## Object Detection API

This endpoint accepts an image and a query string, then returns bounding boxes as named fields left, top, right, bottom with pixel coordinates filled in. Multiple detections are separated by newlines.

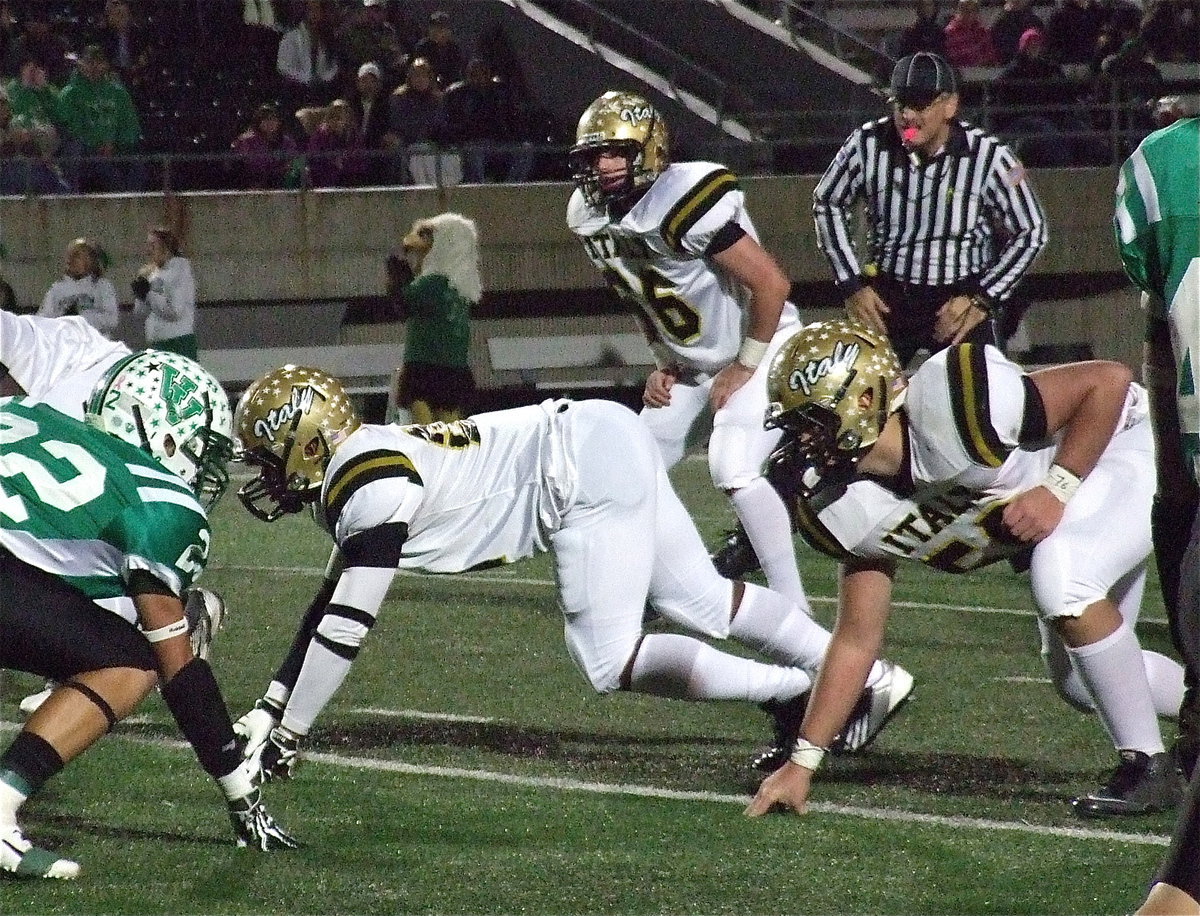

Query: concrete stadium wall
left=0, top=165, right=1144, bottom=370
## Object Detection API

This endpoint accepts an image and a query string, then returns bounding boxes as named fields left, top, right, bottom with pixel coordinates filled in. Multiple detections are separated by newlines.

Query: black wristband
left=160, top=657, right=241, bottom=779
left=969, top=292, right=997, bottom=318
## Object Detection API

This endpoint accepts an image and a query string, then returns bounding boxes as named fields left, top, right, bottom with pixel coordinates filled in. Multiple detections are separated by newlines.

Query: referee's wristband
left=788, top=737, right=828, bottom=771
left=1041, top=463, right=1082, bottom=504
left=736, top=337, right=770, bottom=370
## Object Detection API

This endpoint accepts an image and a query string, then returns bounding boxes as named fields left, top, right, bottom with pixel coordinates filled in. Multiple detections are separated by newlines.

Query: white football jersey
left=319, top=401, right=577, bottom=573
left=0, top=310, right=130, bottom=418
left=794, top=344, right=1150, bottom=573
left=567, top=161, right=799, bottom=374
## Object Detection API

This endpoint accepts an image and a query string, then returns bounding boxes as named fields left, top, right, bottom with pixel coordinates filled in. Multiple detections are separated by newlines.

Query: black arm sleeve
left=273, top=575, right=339, bottom=693
left=1018, top=374, right=1049, bottom=446
left=703, top=221, right=747, bottom=258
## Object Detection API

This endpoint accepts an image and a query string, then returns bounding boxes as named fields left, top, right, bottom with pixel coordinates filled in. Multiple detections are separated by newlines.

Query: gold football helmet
left=569, top=90, right=669, bottom=208
left=233, top=365, right=362, bottom=521
left=765, top=319, right=907, bottom=499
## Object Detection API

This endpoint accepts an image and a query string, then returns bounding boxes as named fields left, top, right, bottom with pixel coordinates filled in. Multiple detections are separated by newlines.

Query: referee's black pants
left=872, top=274, right=997, bottom=367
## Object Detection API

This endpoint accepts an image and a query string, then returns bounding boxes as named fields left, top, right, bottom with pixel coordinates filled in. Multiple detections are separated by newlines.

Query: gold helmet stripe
left=946, top=343, right=1009, bottom=468
left=792, top=495, right=853, bottom=560
left=324, top=450, right=422, bottom=525
left=662, top=169, right=738, bottom=254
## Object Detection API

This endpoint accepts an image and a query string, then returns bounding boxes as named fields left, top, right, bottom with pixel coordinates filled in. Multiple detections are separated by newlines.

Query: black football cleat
left=1070, top=750, right=1184, bottom=818
left=751, top=690, right=809, bottom=772
left=711, top=525, right=762, bottom=579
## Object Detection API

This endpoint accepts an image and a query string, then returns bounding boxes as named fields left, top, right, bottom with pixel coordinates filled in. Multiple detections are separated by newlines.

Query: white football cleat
left=0, top=826, right=80, bottom=879
left=185, top=588, right=227, bottom=662
left=18, top=683, right=54, bottom=717
left=832, top=660, right=915, bottom=753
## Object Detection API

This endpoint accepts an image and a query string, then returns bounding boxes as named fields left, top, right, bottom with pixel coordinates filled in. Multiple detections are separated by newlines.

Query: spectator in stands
left=385, top=212, right=479, bottom=424
left=385, top=55, right=458, bottom=186
left=276, top=0, right=340, bottom=111
left=443, top=56, right=515, bottom=183
left=1, top=61, right=69, bottom=194
left=992, top=0, right=1045, bottom=64
left=1094, top=24, right=1164, bottom=149
left=335, top=0, right=407, bottom=87
left=1141, top=0, right=1200, bottom=63
left=349, top=60, right=391, bottom=183
left=57, top=44, right=143, bottom=193
left=5, top=6, right=70, bottom=85
left=91, top=0, right=152, bottom=96
left=943, top=0, right=997, bottom=67
left=1044, top=0, right=1107, bottom=65
left=37, top=237, right=118, bottom=337
left=131, top=226, right=197, bottom=359
left=993, top=28, right=1085, bottom=166
left=889, top=0, right=946, bottom=58
left=413, top=9, right=465, bottom=88
left=305, top=98, right=368, bottom=188
left=230, top=100, right=301, bottom=190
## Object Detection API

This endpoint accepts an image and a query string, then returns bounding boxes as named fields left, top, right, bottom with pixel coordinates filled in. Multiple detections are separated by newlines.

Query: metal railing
left=0, top=89, right=1169, bottom=200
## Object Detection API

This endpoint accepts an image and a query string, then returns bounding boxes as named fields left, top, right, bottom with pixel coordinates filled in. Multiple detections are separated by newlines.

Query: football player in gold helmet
left=567, top=90, right=813, bottom=631
left=230, top=368, right=914, bottom=787
left=746, top=319, right=1184, bottom=820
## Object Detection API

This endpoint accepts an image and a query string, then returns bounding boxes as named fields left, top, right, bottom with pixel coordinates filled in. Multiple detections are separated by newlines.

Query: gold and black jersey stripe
left=661, top=168, right=739, bottom=255
left=946, top=343, right=1010, bottom=468
left=323, top=449, right=422, bottom=527
left=792, top=496, right=853, bottom=562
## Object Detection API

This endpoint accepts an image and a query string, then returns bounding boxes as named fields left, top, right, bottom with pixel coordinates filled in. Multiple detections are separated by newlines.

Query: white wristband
left=143, top=617, right=189, bottom=643
left=736, top=337, right=770, bottom=370
left=1041, top=463, right=1082, bottom=504
left=788, top=737, right=827, bottom=771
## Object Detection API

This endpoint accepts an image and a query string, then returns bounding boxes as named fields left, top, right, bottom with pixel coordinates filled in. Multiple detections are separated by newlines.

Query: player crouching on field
left=0, top=352, right=297, bottom=880
left=228, top=366, right=912, bottom=788
left=745, top=319, right=1185, bottom=819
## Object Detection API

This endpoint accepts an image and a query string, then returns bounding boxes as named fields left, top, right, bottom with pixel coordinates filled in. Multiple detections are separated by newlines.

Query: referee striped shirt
left=813, top=117, right=1048, bottom=305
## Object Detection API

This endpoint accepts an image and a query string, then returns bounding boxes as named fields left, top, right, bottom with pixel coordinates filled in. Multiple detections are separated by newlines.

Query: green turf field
left=0, top=457, right=1182, bottom=915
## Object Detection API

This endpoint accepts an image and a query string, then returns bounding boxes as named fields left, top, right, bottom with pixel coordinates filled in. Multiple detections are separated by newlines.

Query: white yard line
left=0, top=720, right=1170, bottom=848
left=208, top=563, right=1171, bottom=627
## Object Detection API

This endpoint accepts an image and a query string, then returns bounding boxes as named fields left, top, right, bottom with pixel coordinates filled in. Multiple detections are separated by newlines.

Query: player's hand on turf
left=260, top=725, right=302, bottom=781
left=233, top=700, right=280, bottom=766
left=227, top=787, right=300, bottom=850
left=744, top=762, right=814, bottom=817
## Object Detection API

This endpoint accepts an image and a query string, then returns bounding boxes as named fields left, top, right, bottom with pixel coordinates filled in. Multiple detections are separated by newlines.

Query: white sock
left=728, top=582, right=829, bottom=670
left=729, top=583, right=888, bottom=687
left=0, top=777, right=27, bottom=831
left=1067, top=623, right=1165, bottom=755
left=1142, top=649, right=1186, bottom=718
left=730, top=479, right=810, bottom=614
left=628, top=632, right=811, bottom=703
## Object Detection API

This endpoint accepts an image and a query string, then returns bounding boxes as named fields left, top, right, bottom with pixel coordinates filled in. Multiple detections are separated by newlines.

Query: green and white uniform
left=0, top=397, right=210, bottom=627
left=1115, top=116, right=1200, bottom=480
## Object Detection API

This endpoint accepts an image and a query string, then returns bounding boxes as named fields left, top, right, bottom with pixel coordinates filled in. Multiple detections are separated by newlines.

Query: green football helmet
left=85, top=349, right=234, bottom=508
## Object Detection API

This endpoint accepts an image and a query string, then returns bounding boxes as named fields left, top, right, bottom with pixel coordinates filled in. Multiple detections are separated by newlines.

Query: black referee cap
left=889, top=52, right=958, bottom=107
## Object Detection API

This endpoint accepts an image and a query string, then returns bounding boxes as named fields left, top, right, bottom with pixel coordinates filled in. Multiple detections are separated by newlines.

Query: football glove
left=226, top=787, right=300, bottom=851
left=131, top=274, right=151, bottom=299
left=260, top=725, right=302, bottom=782
left=233, top=699, right=281, bottom=766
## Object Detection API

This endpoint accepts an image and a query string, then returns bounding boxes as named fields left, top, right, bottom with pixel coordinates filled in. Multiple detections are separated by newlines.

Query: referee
left=813, top=51, right=1048, bottom=365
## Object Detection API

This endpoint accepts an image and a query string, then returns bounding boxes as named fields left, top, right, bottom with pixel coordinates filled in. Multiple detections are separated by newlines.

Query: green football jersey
left=1115, top=116, right=1200, bottom=479
left=0, top=397, right=211, bottom=626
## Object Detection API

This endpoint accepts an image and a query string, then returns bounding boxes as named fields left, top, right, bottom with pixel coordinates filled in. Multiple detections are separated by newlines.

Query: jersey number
left=0, top=413, right=106, bottom=522
left=601, top=263, right=702, bottom=344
